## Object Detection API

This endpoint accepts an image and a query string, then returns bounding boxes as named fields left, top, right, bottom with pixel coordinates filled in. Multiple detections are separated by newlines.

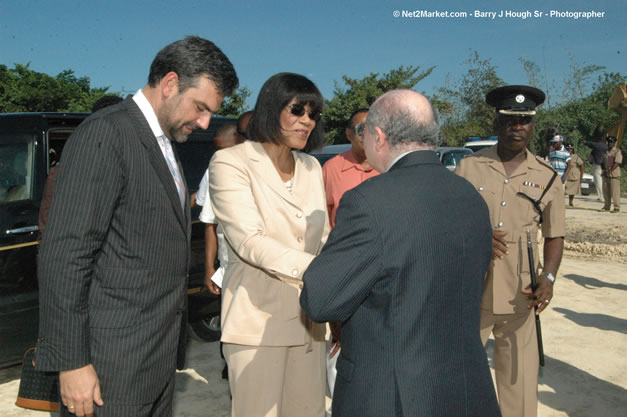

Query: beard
left=167, top=122, right=198, bottom=143
left=158, top=96, right=197, bottom=143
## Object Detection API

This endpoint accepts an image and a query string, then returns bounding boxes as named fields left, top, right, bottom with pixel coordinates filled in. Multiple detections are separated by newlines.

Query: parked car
left=464, top=136, right=498, bottom=153
left=309, top=144, right=351, bottom=166
left=580, top=172, right=595, bottom=196
left=435, top=147, right=473, bottom=171
left=0, top=112, right=234, bottom=366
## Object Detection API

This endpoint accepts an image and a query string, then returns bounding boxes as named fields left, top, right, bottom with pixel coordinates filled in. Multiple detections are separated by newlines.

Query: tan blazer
left=209, top=140, right=329, bottom=346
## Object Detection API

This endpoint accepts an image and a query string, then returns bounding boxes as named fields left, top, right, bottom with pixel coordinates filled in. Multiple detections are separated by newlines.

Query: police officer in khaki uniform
left=601, top=135, right=622, bottom=212
left=456, top=85, right=565, bottom=417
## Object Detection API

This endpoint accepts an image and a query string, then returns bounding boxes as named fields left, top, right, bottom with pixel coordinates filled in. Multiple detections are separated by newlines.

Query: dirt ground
left=1, top=194, right=625, bottom=417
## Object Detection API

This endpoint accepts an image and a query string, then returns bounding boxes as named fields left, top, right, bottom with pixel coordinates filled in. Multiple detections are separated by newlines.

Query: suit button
left=498, top=221, right=504, bottom=228
left=297, top=237, right=303, bottom=243
left=501, top=201, right=507, bottom=206
left=504, top=179, right=509, bottom=184
left=292, top=269, right=299, bottom=276
left=478, top=186, right=484, bottom=191
left=296, top=212, right=303, bottom=218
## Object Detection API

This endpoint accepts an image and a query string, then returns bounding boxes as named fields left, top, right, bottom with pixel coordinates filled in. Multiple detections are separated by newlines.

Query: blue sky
left=1, top=0, right=624, bottom=108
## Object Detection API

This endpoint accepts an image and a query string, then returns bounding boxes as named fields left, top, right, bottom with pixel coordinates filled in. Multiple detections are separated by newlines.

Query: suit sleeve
left=208, top=150, right=319, bottom=286
left=36, top=117, right=124, bottom=371
left=300, top=187, right=383, bottom=323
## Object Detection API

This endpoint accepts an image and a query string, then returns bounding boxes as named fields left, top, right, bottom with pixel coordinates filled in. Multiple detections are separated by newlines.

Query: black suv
left=0, top=112, right=233, bottom=367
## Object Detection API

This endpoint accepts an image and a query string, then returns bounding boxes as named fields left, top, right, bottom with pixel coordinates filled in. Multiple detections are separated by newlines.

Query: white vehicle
left=464, top=136, right=498, bottom=153
left=580, top=173, right=595, bottom=195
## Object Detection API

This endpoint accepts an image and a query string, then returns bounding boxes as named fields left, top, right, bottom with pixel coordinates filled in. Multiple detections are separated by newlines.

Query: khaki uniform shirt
left=456, top=146, right=565, bottom=314
left=607, top=148, right=623, bottom=178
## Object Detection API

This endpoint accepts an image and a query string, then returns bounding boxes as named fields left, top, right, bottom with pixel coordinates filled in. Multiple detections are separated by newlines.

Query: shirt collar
left=340, top=150, right=374, bottom=173
left=386, top=149, right=427, bottom=172
left=133, top=89, right=164, bottom=138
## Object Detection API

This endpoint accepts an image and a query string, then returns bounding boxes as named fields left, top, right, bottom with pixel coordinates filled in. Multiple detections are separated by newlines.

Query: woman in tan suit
left=209, top=73, right=329, bottom=417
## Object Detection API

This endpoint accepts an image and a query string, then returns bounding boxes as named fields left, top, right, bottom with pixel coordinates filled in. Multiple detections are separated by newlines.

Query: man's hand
left=204, top=267, right=221, bottom=295
left=59, top=364, right=103, bottom=417
left=522, top=273, right=554, bottom=315
left=492, top=230, right=509, bottom=260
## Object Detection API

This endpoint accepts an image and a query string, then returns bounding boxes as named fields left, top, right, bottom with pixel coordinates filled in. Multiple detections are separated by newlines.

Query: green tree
left=216, top=86, right=252, bottom=118
left=532, top=72, right=624, bottom=158
left=434, top=51, right=504, bottom=146
left=323, top=65, right=434, bottom=144
left=0, top=63, right=112, bottom=112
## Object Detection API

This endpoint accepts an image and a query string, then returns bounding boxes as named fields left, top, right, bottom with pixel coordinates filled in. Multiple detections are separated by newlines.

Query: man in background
left=602, top=135, right=622, bottom=213
left=322, top=108, right=378, bottom=229
left=585, top=133, right=608, bottom=202
left=549, top=135, right=570, bottom=180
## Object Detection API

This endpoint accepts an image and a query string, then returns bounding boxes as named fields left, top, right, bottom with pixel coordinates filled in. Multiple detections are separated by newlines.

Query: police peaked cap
left=486, top=85, right=546, bottom=116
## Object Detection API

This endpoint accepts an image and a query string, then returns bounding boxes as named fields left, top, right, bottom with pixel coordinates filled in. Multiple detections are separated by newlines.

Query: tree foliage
left=216, top=86, right=252, bottom=118
left=434, top=51, right=504, bottom=146
left=532, top=72, right=625, bottom=157
left=0, top=63, right=112, bottom=112
left=323, top=65, right=434, bottom=144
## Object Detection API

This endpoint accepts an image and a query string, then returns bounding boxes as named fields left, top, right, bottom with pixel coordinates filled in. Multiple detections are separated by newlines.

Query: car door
left=0, top=124, right=41, bottom=366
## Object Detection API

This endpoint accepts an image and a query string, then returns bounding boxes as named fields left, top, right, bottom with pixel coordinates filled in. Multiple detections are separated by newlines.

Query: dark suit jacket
left=301, top=150, right=501, bottom=417
left=36, top=98, right=191, bottom=404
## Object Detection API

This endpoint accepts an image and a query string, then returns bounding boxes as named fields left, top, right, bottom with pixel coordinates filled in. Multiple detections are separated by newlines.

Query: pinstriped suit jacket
left=301, top=151, right=501, bottom=417
left=36, top=98, right=191, bottom=404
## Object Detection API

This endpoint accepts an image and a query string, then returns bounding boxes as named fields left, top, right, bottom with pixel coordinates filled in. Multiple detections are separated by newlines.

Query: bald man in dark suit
left=301, top=90, right=501, bottom=417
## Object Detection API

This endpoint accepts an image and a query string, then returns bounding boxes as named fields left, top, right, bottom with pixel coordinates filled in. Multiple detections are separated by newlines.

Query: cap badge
left=515, top=94, right=525, bottom=103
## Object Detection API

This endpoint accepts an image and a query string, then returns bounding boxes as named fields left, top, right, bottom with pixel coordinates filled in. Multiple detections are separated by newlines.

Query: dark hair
left=237, top=111, right=254, bottom=139
left=148, top=36, right=238, bottom=97
left=92, top=95, right=123, bottom=113
left=346, top=108, right=369, bottom=128
left=248, top=73, right=324, bottom=153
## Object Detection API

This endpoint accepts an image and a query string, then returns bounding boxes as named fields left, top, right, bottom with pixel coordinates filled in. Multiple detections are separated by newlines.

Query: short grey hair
left=365, top=90, right=440, bottom=148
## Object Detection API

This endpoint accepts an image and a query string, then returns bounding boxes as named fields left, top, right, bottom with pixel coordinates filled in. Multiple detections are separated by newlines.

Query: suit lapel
left=246, top=141, right=300, bottom=205
left=125, top=99, right=188, bottom=232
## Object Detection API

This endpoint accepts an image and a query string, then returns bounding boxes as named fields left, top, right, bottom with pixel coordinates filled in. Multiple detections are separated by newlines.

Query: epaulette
left=534, top=155, right=558, bottom=174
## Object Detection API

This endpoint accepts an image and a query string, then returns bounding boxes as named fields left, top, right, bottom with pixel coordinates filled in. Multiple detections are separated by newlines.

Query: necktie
left=160, top=135, right=186, bottom=209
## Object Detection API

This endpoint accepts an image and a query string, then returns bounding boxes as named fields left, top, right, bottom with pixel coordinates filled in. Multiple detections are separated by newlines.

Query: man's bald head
left=366, top=89, right=439, bottom=149
left=363, top=90, right=440, bottom=172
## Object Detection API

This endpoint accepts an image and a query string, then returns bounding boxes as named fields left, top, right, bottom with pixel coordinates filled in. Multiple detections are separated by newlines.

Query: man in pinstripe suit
left=36, top=36, right=238, bottom=417
left=301, top=90, right=501, bottom=417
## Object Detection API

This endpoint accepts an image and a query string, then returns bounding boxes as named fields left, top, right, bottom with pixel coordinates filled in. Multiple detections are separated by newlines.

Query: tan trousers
left=602, top=177, right=621, bottom=211
left=481, top=309, right=539, bottom=417
left=223, top=342, right=326, bottom=417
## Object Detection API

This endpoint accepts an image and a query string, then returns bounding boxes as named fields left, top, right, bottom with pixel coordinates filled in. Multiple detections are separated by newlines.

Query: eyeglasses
left=352, top=123, right=365, bottom=136
left=287, top=103, right=322, bottom=122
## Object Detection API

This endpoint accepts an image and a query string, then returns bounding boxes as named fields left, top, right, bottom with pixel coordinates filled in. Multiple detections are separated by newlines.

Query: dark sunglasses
left=287, top=103, right=322, bottom=122
left=499, top=115, right=533, bottom=126
left=352, top=122, right=365, bottom=136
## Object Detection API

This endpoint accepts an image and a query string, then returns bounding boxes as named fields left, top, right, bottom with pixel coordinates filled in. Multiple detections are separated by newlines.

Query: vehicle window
left=442, top=151, right=471, bottom=168
left=47, top=129, right=74, bottom=172
left=0, top=137, right=35, bottom=202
